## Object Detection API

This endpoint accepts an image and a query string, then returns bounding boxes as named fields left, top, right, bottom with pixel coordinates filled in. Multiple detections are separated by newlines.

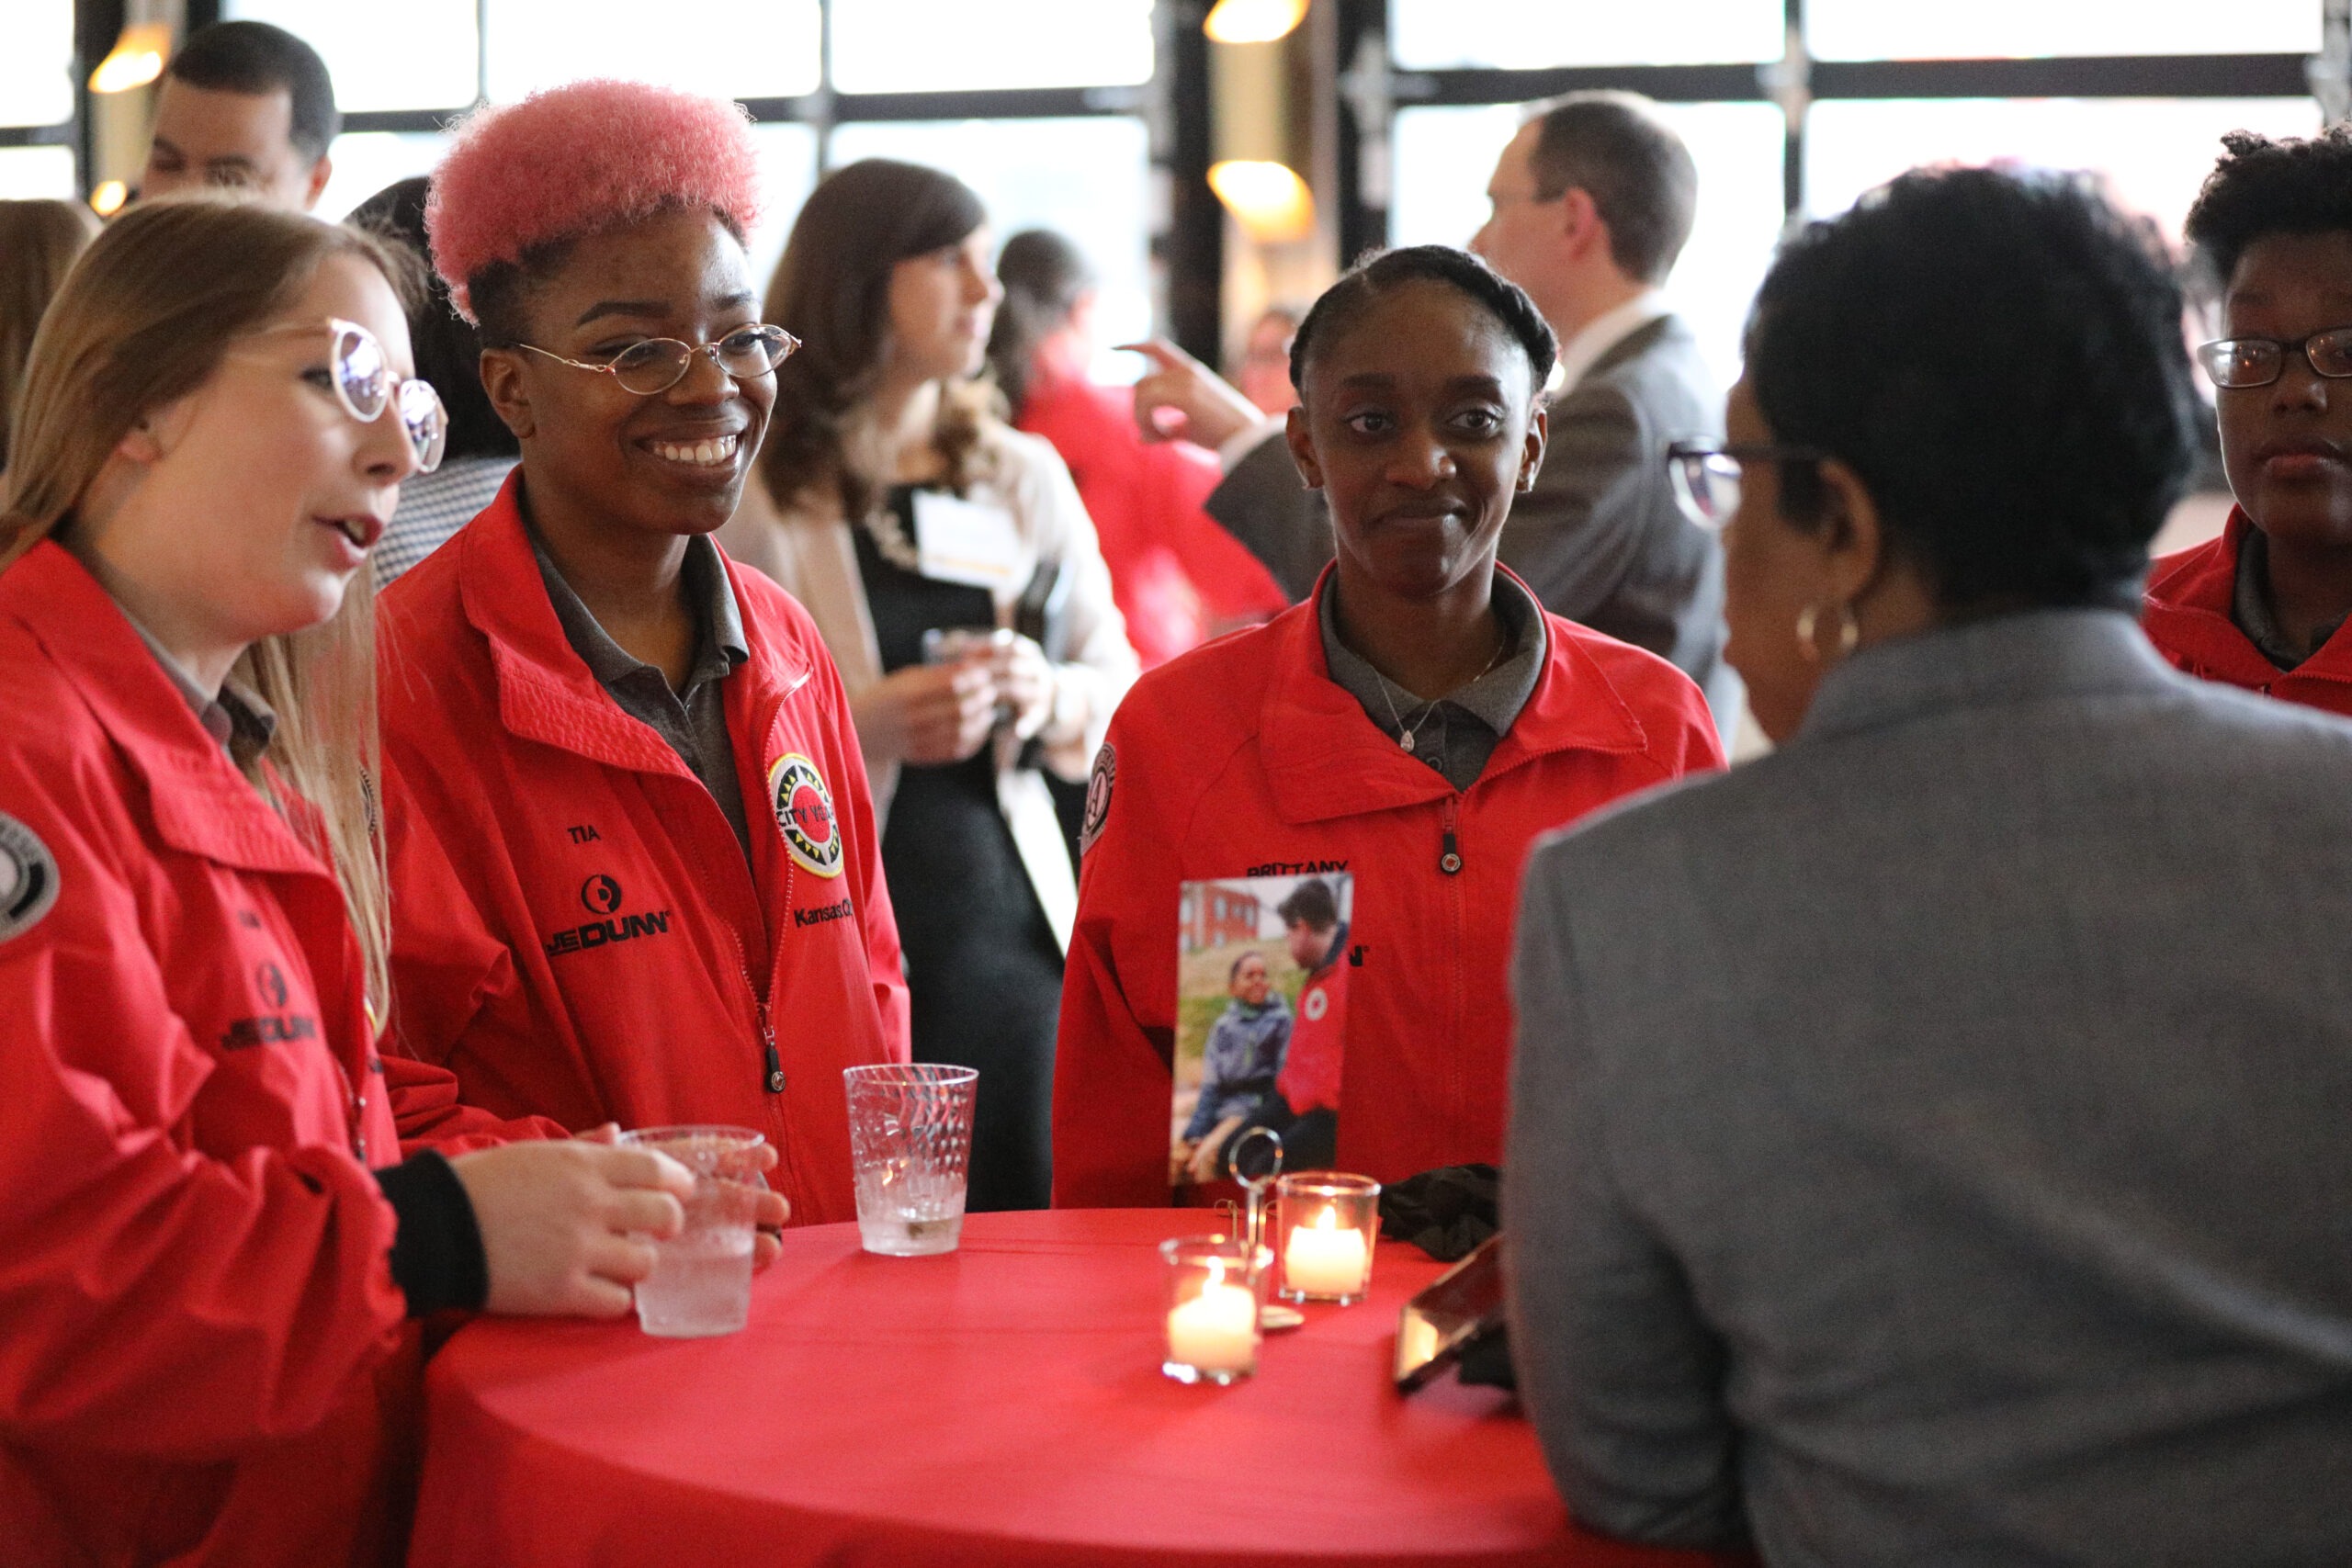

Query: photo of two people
left=1170, top=872, right=1353, bottom=1189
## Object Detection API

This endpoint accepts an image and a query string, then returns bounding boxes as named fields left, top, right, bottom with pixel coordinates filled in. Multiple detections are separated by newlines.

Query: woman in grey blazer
left=1506, top=166, right=2352, bottom=1568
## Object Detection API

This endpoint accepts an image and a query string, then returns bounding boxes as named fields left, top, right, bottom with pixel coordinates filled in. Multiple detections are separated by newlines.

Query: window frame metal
left=1336, top=0, right=2342, bottom=256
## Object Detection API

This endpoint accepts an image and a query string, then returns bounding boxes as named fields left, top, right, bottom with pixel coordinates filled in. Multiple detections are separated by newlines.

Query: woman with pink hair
left=378, top=80, right=910, bottom=1233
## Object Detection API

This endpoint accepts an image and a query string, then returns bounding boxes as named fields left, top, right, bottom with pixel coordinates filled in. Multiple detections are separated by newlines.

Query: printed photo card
left=1170, top=871, right=1353, bottom=1190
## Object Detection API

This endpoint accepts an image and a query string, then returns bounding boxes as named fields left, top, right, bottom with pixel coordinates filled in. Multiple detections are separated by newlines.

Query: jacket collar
left=1796, top=607, right=2183, bottom=747
left=1258, top=565, right=1654, bottom=825
left=455, top=469, right=808, bottom=773
left=1557, top=296, right=1672, bottom=394
left=4, top=542, right=328, bottom=876
left=2143, top=506, right=2352, bottom=689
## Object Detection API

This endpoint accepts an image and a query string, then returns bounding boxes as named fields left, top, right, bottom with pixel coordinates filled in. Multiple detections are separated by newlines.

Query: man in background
left=1132, top=93, right=1736, bottom=732
left=140, top=19, right=336, bottom=212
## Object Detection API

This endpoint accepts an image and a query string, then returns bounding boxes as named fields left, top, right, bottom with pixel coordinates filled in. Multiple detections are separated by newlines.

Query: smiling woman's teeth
left=650, top=434, right=741, bottom=466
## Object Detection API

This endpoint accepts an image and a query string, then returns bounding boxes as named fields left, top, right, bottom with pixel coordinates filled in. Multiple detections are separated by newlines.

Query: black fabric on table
left=855, top=489, right=1064, bottom=1213
left=1379, top=1163, right=1499, bottom=1262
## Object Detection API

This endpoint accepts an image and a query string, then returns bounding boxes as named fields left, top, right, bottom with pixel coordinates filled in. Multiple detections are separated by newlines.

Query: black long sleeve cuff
left=375, top=1150, right=490, bottom=1317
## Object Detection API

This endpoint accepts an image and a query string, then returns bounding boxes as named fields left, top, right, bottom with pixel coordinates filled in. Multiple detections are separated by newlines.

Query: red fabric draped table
left=408, top=1208, right=1742, bottom=1567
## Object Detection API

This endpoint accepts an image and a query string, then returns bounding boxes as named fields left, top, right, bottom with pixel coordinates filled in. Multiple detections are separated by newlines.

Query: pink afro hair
left=425, top=78, right=763, bottom=321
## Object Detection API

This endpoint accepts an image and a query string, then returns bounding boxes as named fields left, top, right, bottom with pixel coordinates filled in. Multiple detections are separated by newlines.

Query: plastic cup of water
left=618, top=1124, right=768, bottom=1337
left=843, top=1064, right=978, bottom=1257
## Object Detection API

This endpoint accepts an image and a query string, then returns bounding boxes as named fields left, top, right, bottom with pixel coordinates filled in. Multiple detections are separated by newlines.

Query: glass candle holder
left=1160, top=1235, right=1261, bottom=1385
left=1274, top=1172, right=1381, bottom=1304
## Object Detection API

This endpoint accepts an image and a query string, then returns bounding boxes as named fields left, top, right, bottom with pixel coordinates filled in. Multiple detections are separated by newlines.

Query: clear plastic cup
left=843, top=1064, right=978, bottom=1257
left=618, top=1125, right=768, bottom=1337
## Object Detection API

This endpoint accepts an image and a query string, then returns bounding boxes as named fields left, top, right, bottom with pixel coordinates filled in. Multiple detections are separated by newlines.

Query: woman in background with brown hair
left=0, top=197, right=97, bottom=475
left=722, top=159, right=1136, bottom=1213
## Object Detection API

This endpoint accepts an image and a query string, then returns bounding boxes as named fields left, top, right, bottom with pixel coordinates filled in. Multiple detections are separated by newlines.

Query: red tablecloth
left=409, top=1209, right=1741, bottom=1567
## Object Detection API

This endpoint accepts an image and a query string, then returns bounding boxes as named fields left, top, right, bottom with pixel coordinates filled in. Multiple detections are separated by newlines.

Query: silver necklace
left=1375, top=629, right=1509, bottom=755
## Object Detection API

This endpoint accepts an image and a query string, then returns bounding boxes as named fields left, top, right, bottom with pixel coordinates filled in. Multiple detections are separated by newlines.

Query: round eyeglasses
left=1665, top=440, right=1825, bottom=530
left=247, top=318, right=447, bottom=472
left=322, top=317, right=447, bottom=473
left=2197, top=329, right=2352, bottom=389
left=517, top=323, right=800, bottom=396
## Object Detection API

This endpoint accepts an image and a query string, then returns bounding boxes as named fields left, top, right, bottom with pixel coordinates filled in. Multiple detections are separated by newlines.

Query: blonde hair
left=0, top=198, right=399, bottom=1015
left=0, top=198, right=98, bottom=472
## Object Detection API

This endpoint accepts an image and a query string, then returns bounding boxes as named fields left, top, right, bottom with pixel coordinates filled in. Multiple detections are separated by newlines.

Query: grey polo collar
left=1318, top=570, right=1546, bottom=739
left=1796, top=608, right=2181, bottom=746
left=121, top=611, right=277, bottom=769
left=528, top=528, right=749, bottom=694
left=2233, top=525, right=2346, bottom=671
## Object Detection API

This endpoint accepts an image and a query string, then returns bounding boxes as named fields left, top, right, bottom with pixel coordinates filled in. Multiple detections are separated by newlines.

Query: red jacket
left=1053, top=571, right=1724, bottom=1206
left=1016, top=369, right=1286, bottom=667
left=1277, top=945, right=1348, bottom=1116
left=2143, top=506, right=2352, bottom=716
left=379, top=475, right=910, bottom=1225
left=0, top=542, right=414, bottom=1567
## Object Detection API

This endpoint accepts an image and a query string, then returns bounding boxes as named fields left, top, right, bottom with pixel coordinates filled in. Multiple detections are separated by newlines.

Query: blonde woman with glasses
left=0, top=197, right=704, bottom=1566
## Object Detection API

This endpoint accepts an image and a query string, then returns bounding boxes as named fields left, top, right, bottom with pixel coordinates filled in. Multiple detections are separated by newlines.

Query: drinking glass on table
left=617, top=1125, right=769, bottom=1337
left=844, top=1064, right=978, bottom=1256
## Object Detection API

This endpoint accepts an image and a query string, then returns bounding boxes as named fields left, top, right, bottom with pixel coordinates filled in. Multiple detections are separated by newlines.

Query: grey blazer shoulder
left=1204, top=315, right=1734, bottom=726
left=1505, top=611, right=2352, bottom=1565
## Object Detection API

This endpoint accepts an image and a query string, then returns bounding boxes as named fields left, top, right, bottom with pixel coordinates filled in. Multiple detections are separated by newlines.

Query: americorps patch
left=1079, top=743, right=1115, bottom=856
left=0, top=814, right=61, bottom=942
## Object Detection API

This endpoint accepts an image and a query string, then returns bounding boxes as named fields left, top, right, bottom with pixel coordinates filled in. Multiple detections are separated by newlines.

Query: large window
left=1390, top=0, right=1783, bottom=72
left=829, top=0, right=1153, bottom=93
left=1804, top=0, right=2321, bottom=62
left=214, top=0, right=1155, bottom=370
left=0, top=0, right=77, bottom=198
left=1368, top=0, right=2334, bottom=377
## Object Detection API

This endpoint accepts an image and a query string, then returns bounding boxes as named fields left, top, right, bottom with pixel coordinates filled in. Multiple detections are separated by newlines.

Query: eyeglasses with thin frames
left=1665, top=440, right=1826, bottom=531
left=515, top=323, right=800, bottom=397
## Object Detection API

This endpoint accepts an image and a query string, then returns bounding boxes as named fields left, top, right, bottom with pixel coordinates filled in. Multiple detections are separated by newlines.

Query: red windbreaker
left=0, top=543, right=414, bottom=1567
left=1015, top=369, right=1286, bottom=667
left=1052, top=570, right=1724, bottom=1206
left=378, top=475, right=910, bottom=1225
left=2143, top=506, right=2352, bottom=716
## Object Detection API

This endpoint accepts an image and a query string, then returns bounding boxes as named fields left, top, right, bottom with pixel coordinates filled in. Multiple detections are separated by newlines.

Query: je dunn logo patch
left=768, top=752, right=843, bottom=878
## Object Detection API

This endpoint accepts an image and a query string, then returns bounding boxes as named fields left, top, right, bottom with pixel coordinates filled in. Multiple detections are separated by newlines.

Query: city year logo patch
left=769, top=752, right=843, bottom=878
left=1302, top=986, right=1330, bottom=1022
left=0, top=814, right=60, bottom=943
left=1079, top=743, right=1115, bottom=855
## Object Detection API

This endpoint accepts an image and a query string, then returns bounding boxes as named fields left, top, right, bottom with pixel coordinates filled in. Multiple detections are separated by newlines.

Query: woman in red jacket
left=987, top=227, right=1286, bottom=666
left=0, top=199, right=700, bottom=1566
left=1054, top=246, right=1724, bottom=1206
left=379, top=80, right=910, bottom=1226
left=2144, top=128, right=2352, bottom=713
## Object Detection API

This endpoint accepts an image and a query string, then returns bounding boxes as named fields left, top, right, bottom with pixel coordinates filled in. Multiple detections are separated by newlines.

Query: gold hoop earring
left=1794, top=603, right=1860, bottom=663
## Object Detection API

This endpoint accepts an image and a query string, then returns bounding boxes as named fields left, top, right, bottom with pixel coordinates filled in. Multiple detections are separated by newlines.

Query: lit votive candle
left=1275, top=1173, right=1382, bottom=1304
left=1160, top=1237, right=1260, bottom=1384
left=1282, top=1207, right=1370, bottom=1298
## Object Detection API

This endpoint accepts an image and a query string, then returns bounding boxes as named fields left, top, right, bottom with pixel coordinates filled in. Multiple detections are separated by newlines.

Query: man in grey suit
left=1132, top=94, right=1736, bottom=732
left=1508, top=166, right=2352, bottom=1565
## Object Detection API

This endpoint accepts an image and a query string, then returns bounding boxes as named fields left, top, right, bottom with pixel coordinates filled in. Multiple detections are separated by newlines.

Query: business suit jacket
left=1506, top=610, right=2352, bottom=1567
left=1206, top=313, right=1736, bottom=731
